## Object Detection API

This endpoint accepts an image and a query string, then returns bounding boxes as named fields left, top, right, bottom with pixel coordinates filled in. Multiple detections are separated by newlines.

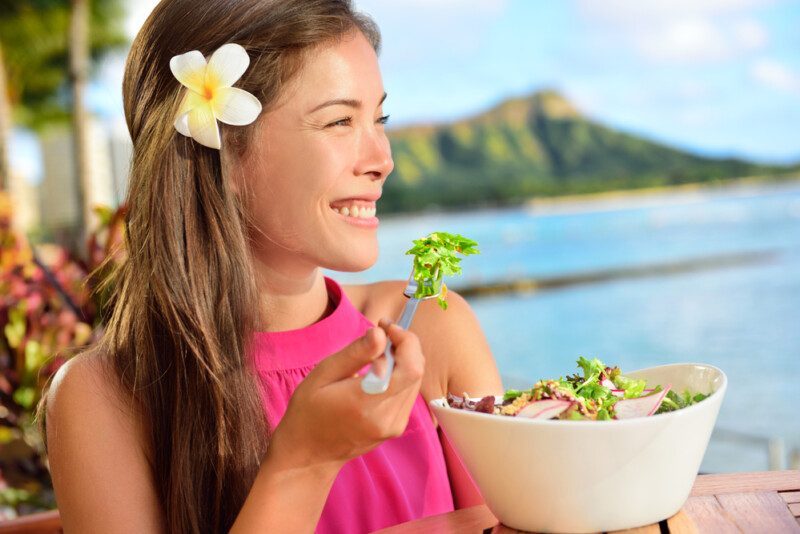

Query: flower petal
left=174, top=90, right=207, bottom=137
left=206, top=43, right=250, bottom=88
left=177, top=89, right=207, bottom=116
left=212, top=87, right=262, bottom=126
left=174, top=111, right=191, bottom=137
left=187, top=102, right=221, bottom=149
left=169, top=50, right=207, bottom=94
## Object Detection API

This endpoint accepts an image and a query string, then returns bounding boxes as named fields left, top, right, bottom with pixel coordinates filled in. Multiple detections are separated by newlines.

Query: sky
left=11, top=0, right=800, bottom=183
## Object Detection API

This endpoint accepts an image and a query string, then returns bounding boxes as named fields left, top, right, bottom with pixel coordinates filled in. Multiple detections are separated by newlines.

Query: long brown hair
left=43, top=1, right=381, bottom=532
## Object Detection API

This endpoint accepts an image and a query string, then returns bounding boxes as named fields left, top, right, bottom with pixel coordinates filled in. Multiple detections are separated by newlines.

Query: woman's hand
left=268, top=318, right=425, bottom=470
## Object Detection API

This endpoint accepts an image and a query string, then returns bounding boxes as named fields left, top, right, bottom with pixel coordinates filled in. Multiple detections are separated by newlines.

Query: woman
left=42, top=0, right=503, bottom=531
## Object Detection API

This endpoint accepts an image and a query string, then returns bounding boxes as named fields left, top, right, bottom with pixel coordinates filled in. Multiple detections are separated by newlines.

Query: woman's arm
left=233, top=319, right=426, bottom=532
left=45, top=354, right=167, bottom=532
left=229, top=440, right=342, bottom=533
left=408, top=287, right=505, bottom=509
left=428, top=290, right=504, bottom=397
left=46, top=354, right=339, bottom=533
left=374, top=280, right=504, bottom=400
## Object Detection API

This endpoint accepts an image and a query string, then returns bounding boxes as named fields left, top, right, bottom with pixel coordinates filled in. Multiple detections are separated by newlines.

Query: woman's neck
left=255, top=268, right=334, bottom=332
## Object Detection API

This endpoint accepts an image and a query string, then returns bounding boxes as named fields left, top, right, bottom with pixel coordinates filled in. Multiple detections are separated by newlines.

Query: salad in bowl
left=431, top=360, right=726, bottom=533
left=447, top=356, right=710, bottom=421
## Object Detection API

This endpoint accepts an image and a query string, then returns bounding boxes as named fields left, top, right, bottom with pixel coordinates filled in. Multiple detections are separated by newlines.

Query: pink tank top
left=251, top=276, right=455, bottom=533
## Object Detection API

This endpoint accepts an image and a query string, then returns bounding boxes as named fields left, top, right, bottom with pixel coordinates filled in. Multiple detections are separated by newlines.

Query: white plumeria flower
left=170, top=43, right=262, bottom=150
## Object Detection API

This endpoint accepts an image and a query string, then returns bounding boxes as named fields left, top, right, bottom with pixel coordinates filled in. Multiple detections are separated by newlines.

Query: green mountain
left=383, top=90, right=795, bottom=213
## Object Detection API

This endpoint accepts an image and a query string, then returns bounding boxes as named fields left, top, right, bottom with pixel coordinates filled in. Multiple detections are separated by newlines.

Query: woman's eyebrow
left=307, top=92, right=387, bottom=114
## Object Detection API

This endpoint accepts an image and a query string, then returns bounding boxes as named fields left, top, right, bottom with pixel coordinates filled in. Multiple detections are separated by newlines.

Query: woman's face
left=239, top=30, right=393, bottom=276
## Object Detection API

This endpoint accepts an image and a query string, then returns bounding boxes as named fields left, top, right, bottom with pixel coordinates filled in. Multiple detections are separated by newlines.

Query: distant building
left=39, top=118, right=123, bottom=246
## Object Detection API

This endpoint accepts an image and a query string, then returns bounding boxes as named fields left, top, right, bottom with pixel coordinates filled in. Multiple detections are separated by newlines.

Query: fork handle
left=361, top=297, right=420, bottom=394
left=396, top=297, right=420, bottom=330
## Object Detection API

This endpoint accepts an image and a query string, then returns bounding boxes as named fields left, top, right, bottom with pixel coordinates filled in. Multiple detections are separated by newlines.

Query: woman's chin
left=326, top=252, right=378, bottom=273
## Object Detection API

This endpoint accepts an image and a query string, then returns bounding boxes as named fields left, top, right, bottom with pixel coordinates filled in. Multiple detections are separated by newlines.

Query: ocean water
left=328, top=181, right=800, bottom=472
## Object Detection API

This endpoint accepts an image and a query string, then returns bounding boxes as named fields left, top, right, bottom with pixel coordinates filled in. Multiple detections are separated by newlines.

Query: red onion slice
left=517, top=399, right=573, bottom=419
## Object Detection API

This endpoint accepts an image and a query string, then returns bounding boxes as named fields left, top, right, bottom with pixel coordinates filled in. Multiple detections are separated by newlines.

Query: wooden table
left=377, top=470, right=800, bottom=533
left=1, top=470, right=798, bottom=533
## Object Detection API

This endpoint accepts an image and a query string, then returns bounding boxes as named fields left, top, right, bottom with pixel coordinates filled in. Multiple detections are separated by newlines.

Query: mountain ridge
left=382, top=90, right=796, bottom=213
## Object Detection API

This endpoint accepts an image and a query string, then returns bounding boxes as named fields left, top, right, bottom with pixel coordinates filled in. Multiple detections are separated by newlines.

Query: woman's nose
left=355, top=128, right=394, bottom=181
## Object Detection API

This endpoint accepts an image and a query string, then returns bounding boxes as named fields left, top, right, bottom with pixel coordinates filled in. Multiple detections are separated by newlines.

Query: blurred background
left=1, top=0, right=799, bottom=519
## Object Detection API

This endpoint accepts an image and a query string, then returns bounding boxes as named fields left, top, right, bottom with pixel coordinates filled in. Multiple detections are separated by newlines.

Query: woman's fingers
left=313, top=327, right=387, bottom=385
left=279, top=319, right=427, bottom=465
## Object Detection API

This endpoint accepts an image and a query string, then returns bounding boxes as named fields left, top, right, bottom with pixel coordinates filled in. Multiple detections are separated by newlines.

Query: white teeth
left=331, top=204, right=377, bottom=218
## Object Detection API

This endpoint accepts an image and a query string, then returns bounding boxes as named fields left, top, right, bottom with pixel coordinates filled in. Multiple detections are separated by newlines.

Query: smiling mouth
left=329, top=201, right=377, bottom=219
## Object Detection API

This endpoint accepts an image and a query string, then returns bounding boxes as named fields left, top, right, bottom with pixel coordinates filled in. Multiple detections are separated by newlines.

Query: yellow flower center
left=203, top=83, right=215, bottom=101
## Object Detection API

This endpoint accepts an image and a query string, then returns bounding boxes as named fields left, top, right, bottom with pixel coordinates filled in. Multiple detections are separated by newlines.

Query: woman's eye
left=328, top=116, right=352, bottom=127
left=326, top=115, right=391, bottom=128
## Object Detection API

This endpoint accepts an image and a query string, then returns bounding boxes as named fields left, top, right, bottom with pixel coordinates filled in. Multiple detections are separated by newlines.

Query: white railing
left=711, top=427, right=799, bottom=471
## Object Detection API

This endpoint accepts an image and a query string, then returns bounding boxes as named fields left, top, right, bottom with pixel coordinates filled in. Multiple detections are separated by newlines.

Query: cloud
left=577, top=0, right=771, bottom=22
left=733, top=19, right=768, bottom=49
left=355, top=0, right=510, bottom=64
left=576, top=0, right=770, bottom=64
left=636, top=18, right=729, bottom=62
left=751, top=59, right=800, bottom=96
left=125, top=0, right=161, bottom=38
left=632, top=17, right=767, bottom=62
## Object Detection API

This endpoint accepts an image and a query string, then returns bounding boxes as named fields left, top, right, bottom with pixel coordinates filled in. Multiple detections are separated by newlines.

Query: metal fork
left=361, top=267, right=440, bottom=394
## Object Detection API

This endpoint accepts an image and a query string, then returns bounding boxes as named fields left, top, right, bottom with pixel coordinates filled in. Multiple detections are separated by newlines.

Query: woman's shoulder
left=45, top=346, right=152, bottom=467
left=45, top=348, right=165, bottom=530
left=47, top=348, right=129, bottom=423
left=341, top=279, right=408, bottom=325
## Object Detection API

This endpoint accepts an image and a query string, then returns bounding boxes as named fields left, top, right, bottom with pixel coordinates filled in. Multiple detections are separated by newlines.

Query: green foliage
left=405, top=231, right=479, bottom=310
left=577, top=356, right=605, bottom=379
left=383, top=91, right=796, bottom=214
left=0, top=0, right=128, bottom=128
left=0, top=191, right=126, bottom=514
left=613, top=374, right=647, bottom=399
left=655, top=389, right=710, bottom=414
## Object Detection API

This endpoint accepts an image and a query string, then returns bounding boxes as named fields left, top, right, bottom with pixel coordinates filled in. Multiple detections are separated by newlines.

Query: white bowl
left=430, top=363, right=726, bottom=533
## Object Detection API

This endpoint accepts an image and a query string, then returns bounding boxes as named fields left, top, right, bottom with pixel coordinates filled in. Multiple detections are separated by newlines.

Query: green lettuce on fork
left=406, top=232, right=479, bottom=310
left=447, top=357, right=710, bottom=420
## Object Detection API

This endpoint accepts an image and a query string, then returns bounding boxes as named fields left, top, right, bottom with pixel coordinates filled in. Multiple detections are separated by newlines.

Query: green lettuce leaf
left=406, top=232, right=479, bottom=310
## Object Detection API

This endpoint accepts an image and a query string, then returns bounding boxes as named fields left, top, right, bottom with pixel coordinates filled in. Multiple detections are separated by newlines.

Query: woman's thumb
left=314, top=327, right=386, bottom=384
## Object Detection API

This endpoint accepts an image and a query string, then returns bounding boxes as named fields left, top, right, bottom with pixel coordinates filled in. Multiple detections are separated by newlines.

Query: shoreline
left=455, top=249, right=780, bottom=298
left=380, top=174, right=800, bottom=220
left=523, top=174, right=800, bottom=216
